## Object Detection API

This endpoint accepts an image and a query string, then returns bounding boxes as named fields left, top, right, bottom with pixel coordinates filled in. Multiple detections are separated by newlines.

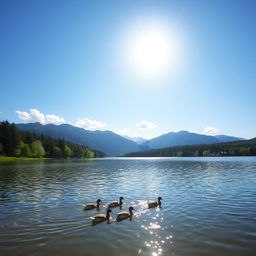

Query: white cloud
left=136, top=120, right=157, bottom=130
left=15, top=109, right=107, bottom=130
left=75, top=118, right=107, bottom=130
left=15, top=110, right=32, bottom=121
left=15, top=109, right=66, bottom=125
left=118, top=128, right=131, bottom=135
left=46, top=114, right=66, bottom=124
left=16, top=109, right=45, bottom=123
left=204, top=126, right=219, bottom=135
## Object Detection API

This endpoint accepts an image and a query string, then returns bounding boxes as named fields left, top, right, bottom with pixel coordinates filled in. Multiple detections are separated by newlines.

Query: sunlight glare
left=125, top=22, right=183, bottom=78
left=131, top=29, right=171, bottom=76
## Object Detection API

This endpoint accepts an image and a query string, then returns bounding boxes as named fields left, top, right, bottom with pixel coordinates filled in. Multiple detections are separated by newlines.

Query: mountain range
left=16, top=123, right=245, bottom=156
left=141, top=131, right=245, bottom=149
left=16, top=123, right=140, bottom=156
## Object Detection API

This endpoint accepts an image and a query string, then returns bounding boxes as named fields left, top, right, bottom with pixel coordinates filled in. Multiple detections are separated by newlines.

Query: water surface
left=0, top=157, right=256, bottom=256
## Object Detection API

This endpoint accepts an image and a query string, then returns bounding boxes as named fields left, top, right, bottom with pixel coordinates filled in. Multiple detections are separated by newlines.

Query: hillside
left=16, top=123, right=140, bottom=156
left=142, top=131, right=243, bottom=149
left=15, top=123, right=245, bottom=156
left=215, top=135, right=245, bottom=142
left=124, top=139, right=256, bottom=157
left=0, top=121, right=104, bottom=158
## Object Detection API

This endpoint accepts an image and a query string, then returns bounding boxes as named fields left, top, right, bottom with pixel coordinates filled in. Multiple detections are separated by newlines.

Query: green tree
left=0, top=142, right=3, bottom=154
left=203, top=150, right=210, bottom=156
left=240, top=147, right=249, bottom=156
left=0, top=121, right=104, bottom=159
left=30, top=140, right=45, bottom=157
left=0, top=121, right=21, bottom=156
left=53, top=146, right=62, bottom=158
left=176, top=151, right=183, bottom=157
left=21, top=143, right=32, bottom=157
left=63, top=144, right=72, bottom=158
left=15, top=141, right=24, bottom=157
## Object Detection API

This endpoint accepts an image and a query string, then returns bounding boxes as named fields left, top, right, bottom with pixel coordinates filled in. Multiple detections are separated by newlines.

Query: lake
left=0, top=157, right=256, bottom=256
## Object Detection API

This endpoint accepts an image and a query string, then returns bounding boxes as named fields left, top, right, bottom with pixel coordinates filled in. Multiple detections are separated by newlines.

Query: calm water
left=0, top=157, right=256, bottom=256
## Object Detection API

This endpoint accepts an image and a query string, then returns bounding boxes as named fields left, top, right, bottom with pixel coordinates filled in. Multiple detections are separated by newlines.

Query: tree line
left=0, top=121, right=105, bottom=158
left=124, top=139, right=256, bottom=157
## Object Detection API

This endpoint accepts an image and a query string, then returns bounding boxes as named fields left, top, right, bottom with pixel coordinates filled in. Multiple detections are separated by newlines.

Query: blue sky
left=0, top=0, right=255, bottom=139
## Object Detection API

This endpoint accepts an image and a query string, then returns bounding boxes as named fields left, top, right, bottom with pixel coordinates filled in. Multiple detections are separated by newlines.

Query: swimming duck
left=147, top=197, right=163, bottom=208
left=90, top=208, right=112, bottom=223
left=83, top=199, right=102, bottom=210
left=107, top=197, right=124, bottom=208
left=116, top=206, right=135, bottom=221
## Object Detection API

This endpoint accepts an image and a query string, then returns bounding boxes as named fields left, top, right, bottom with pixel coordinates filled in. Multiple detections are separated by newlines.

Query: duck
left=116, top=206, right=135, bottom=221
left=83, top=199, right=102, bottom=210
left=90, top=208, right=112, bottom=223
left=147, top=197, right=163, bottom=208
left=107, top=196, right=124, bottom=208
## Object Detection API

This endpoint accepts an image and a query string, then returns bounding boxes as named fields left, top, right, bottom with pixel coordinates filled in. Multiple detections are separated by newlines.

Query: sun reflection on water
left=130, top=200, right=174, bottom=256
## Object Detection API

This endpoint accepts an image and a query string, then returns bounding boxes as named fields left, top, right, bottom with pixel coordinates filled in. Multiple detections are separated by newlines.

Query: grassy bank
left=0, top=155, right=50, bottom=161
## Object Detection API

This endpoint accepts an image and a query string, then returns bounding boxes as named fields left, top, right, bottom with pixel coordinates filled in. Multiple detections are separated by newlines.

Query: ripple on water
left=0, top=157, right=256, bottom=256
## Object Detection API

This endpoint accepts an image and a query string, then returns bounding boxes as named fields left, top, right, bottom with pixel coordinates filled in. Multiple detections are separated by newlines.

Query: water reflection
left=0, top=157, right=256, bottom=256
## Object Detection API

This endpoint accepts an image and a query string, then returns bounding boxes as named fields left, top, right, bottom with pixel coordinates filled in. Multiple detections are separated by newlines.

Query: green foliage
left=124, top=140, right=256, bottom=157
left=53, top=146, right=62, bottom=158
left=0, top=121, right=21, bottom=156
left=176, top=151, right=183, bottom=157
left=21, top=143, right=32, bottom=157
left=63, top=145, right=72, bottom=158
left=203, top=150, right=210, bottom=156
left=0, top=156, right=48, bottom=161
left=0, top=121, right=105, bottom=159
left=30, top=140, right=45, bottom=157
left=0, top=142, right=3, bottom=153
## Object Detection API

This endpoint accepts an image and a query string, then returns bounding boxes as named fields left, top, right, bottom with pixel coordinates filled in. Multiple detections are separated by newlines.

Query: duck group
left=84, top=196, right=163, bottom=224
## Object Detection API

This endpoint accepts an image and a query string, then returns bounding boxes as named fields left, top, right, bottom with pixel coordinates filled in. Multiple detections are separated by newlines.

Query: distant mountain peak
left=123, top=135, right=147, bottom=145
left=178, top=130, right=189, bottom=134
left=142, top=130, right=244, bottom=149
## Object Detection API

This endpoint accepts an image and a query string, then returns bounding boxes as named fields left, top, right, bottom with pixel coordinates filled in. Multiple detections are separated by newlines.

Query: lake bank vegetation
left=0, top=121, right=105, bottom=159
left=123, top=139, right=256, bottom=157
left=0, top=155, right=50, bottom=161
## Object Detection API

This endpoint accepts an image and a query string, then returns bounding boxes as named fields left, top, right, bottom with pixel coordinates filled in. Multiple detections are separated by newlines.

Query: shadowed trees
left=124, top=140, right=256, bottom=157
left=0, top=121, right=105, bottom=158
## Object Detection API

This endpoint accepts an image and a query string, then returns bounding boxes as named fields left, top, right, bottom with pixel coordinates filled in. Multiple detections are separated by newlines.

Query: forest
left=0, top=121, right=105, bottom=158
left=124, top=139, right=256, bottom=157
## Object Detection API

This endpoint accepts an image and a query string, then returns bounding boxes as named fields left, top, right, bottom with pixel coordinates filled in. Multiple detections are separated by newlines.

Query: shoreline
left=0, top=156, right=50, bottom=161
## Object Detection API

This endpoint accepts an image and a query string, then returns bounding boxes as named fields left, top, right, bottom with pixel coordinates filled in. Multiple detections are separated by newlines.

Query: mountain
left=214, top=135, right=245, bottom=142
left=124, top=139, right=256, bottom=157
left=16, top=123, right=245, bottom=156
left=123, top=136, right=147, bottom=145
left=143, top=131, right=218, bottom=148
left=16, top=123, right=140, bottom=156
left=142, top=131, right=244, bottom=149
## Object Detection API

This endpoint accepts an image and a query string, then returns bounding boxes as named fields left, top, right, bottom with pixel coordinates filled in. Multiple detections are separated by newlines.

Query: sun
left=121, top=20, right=185, bottom=80
left=128, top=26, right=175, bottom=77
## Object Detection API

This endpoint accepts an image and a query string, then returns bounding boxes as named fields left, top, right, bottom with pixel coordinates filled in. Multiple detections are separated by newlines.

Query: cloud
left=15, top=110, right=33, bottom=121
left=16, top=109, right=46, bottom=123
left=204, top=126, right=219, bottom=135
left=75, top=118, right=107, bottom=130
left=15, top=109, right=66, bottom=125
left=15, top=108, right=107, bottom=130
left=46, top=114, right=66, bottom=124
left=118, top=128, right=131, bottom=135
left=136, top=120, right=157, bottom=130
